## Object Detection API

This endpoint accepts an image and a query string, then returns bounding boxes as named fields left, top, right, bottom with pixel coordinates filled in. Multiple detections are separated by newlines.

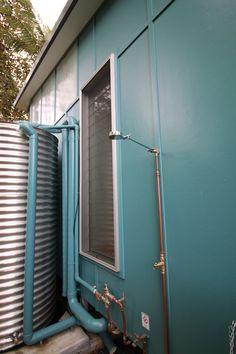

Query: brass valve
left=153, top=254, right=165, bottom=274
left=153, top=260, right=164, bottom=269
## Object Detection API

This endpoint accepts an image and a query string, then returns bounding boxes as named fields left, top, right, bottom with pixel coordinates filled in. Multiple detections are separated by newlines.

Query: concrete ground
left=7, top=312, right=142, bottom=354
left=8, top=329, right=143, bottom=354
left=8, top=327, right=103, bottom=354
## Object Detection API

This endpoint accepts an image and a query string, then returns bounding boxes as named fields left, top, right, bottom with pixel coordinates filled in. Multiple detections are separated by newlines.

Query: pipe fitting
left=94, top=290, right=110, bottom=305
left=103, top=284, right=128, bottom=344
left=11, top=332, right=20, bottom=345
left=68, top=298, right=107, bottom=333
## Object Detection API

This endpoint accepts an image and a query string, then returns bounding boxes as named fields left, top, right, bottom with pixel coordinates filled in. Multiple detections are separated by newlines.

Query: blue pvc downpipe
left=67, top=124, right=107, bottom=333
left=24, top=317, right=79, bottom=345
left=62, top=129, right=68, bottom=297
left=20, top=122, right=38, bottom=343
left=71, top=118, right=97, bottom=294
left=32, top=123, right=77, bottom=130
left=20, top=122, right=78, bottom=345
left=20, top=120, right=106, bottom=346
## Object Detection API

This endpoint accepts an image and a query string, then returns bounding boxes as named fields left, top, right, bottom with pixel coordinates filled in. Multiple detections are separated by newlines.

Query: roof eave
left=14, top=0, right=104, bottom=111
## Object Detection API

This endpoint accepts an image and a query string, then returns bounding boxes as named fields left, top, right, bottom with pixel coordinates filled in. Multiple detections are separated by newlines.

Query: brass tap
left=153, top=253, right=165, bottom=274
left=94, top=290, right=110, bottom=305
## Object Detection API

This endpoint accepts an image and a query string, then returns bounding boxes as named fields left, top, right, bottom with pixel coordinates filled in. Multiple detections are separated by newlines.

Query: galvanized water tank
left=0, top=122, right=58, bottom=351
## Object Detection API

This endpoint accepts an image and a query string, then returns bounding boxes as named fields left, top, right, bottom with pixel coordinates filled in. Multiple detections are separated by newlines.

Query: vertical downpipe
left=72, top=119, right=97, bottom=293
left=67, top=128, right=77, bottom=300
left=73, top=120, right=79, bottom=288
left=69, top=120, right=116, bottom=352
left=67, top=125, right=107, bottom=333
left=22, top=121, right=106, bottom=338
left=21, top=123, right=38, bottom=343
left=155, top=152, right=169, bottom=354
left=62, top=129, right=68, bottom=296
left=21, top=122, right=79, bottom=345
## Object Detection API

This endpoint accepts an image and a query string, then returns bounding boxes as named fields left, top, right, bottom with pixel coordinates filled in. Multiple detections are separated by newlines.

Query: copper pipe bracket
left=148, top=147, right=160, bottom=155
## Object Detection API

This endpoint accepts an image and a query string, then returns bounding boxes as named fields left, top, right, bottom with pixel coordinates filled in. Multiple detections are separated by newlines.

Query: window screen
left=81, top=60, right=115, bottom=266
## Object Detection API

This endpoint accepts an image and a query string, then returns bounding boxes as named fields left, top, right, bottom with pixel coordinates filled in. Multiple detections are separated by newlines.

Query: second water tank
left=0, top=122, right=58, bottom=351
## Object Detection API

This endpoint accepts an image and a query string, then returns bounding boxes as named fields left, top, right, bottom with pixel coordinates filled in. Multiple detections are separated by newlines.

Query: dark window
left=81, top=60, right=115, bottom=266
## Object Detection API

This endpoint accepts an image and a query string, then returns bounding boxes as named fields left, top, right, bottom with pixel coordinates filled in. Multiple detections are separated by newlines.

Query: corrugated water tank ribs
left=0, top=122, right=58, bottom=351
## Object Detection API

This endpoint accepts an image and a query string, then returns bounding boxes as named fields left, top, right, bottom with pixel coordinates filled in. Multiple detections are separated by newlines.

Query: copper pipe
left=94, top=289, right=115, bottom=332
left=94, top=289, right=107, bottom=303
left=115, top=301, right=129, bottom=345
left=105, top=303, right=115, bottom=333
left=109, top=131, right=169, bottom=352
left=154, top=151, right=169, bottom=354
left=103, top=285, right=130, bottom=345
left=155, top=153, right=164, bottom=253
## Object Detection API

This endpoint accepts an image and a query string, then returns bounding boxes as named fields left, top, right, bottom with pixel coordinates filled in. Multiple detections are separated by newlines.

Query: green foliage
left=0, top=0, right=48, bottom=121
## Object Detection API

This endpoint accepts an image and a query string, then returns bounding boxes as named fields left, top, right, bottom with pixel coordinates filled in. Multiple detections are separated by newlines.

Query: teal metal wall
left=77, top=2, right=165, bottom=353
left=154, top=1, right=236, bottom=353
left=59, top=0, right=236, bottom=353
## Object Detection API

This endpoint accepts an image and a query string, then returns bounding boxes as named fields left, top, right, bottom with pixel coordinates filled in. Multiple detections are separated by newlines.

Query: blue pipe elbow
left=68, top=298, right=107, bottom=333
left=19, top=121, right=37, bottom=137
left=24, top=316, right=79, bottom=345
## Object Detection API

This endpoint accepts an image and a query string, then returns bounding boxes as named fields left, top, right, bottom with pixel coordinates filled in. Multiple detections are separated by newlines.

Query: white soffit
left=15, top=0, right=104, bottom=111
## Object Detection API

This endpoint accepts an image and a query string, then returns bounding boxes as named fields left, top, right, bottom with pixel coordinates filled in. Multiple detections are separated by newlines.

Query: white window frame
left=80, top=54, right=120, bottom=272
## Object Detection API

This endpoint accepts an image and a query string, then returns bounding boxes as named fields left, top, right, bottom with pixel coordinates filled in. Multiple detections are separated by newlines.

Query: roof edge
left=14, top=0, right=78, bottom=109
left=14, top=0, right=104, bottom=111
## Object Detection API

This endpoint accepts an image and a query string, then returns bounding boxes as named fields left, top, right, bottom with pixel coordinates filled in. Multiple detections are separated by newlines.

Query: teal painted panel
left=80, top=257, right=97, bottom=305
left=151, top=0, right=173, bottom=18
left=95, top=0, right=148, bottom=65
left=80, top=29, right=165, bottom=353
left=78, top=20, right=95, bottom=90
left=118, top=31, right=164, bottom=354
left=80, top=258, right=96, bottom=290
left=155, top=1, right=236, bottom=353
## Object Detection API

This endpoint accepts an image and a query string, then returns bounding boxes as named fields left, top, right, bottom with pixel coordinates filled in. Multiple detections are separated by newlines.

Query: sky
left=31, top=0, right=68, bottom=29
